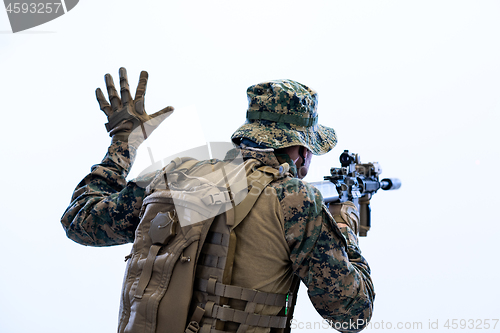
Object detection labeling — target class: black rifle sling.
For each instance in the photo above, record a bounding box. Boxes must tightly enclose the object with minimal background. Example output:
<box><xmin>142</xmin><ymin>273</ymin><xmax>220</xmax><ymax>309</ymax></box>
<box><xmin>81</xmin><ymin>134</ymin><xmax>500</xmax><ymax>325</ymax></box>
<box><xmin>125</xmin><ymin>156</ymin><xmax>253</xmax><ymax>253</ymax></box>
<box><xmin>284</xmin><ymin>275</ymin><xmax>301</xmax><ymax>333</ymax></box>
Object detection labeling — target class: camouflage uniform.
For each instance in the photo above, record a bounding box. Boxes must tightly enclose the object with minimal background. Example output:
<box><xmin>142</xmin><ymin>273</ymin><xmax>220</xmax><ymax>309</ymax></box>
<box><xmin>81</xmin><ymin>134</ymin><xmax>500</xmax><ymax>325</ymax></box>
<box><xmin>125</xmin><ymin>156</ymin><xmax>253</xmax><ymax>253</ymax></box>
<box><xmin>61</xmin><ymin>78</ymin><xmax>374</xmax><ymax>332</ymax></box>
<box><xmin>62</xmin><ymin>146</ymin><xmax>374</xmax><ymax>331</ymax></box>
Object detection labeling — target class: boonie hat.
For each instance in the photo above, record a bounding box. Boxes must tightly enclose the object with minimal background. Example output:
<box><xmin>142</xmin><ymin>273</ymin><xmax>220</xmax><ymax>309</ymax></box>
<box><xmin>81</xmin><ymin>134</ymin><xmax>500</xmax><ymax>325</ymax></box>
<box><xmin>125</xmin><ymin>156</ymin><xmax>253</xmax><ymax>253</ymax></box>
<box><xmin>231</xmin><ymin>79</ymin><xmax>336</xmax><ymax>155</ymax></box>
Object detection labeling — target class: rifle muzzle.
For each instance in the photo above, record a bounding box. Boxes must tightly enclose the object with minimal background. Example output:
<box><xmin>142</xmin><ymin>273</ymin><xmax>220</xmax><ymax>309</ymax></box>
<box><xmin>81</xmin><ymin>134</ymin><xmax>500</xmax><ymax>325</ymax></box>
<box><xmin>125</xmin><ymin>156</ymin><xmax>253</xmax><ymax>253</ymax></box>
<box><xmin>380</xmin><ymin>178</ymin><xmax>401</xmax><ymax>191</ymax></box>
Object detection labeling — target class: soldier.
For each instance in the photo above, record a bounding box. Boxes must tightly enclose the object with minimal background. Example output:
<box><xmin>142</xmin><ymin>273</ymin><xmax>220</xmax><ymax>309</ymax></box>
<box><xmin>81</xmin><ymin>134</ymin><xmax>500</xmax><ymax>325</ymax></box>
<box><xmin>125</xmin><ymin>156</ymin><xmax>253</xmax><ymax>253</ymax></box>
<box><xmin>61</xmin><ymin>68</ymin><xmax>374</xmax><ymax>333</ymax></box>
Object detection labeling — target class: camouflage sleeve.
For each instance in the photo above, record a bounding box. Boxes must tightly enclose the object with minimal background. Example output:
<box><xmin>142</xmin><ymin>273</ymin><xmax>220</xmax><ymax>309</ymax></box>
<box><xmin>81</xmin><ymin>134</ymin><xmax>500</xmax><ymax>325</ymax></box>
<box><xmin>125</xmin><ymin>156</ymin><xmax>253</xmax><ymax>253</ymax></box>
<box><xmin>276</xmin><ymin>178</ymin><xmax>375</xmax><ymax>333</ymax></box>
<box><xmin>61</xmin><ymin>141</ymin><xmax>154</xmax><ymax>246</ymax></box>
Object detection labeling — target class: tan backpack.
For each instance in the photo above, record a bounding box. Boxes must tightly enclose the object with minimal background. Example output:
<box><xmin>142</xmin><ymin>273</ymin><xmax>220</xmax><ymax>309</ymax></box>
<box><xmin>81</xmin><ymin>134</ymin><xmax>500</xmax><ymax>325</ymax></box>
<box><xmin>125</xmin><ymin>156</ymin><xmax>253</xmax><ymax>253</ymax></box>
<box><xmin>117</xmin><ymin>155</ymin><xmax>298</xmax><ymax>333</ymax></box>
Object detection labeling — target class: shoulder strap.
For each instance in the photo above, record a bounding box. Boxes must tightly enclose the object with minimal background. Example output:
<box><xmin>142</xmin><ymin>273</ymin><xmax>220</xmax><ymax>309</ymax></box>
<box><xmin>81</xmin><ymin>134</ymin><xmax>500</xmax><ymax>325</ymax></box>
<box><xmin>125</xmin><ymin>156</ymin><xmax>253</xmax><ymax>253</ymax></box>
<box><xmin>232</xmin><ymin>163</ymin><xmax>290</xmax><ymax>230</ymax></box>
<box><xmin>145</xmin><ymin>157</ymin><xmax>199</xmax><ymax>195</ymax></box>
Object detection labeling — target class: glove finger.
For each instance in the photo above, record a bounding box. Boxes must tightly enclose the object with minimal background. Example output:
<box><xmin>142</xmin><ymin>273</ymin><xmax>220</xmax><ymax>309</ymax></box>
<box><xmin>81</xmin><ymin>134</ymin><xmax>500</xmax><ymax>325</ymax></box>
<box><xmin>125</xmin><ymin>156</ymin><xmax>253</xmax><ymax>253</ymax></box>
<box><xmin>150</xmin><ymin>106</ymin><xmax>174</xmax><ymax>119</ymax></box>
<box><xmin>147</xmin><ymin>106</ymin><xmax>174</xmax><ymax>127</ymax></box>
<box><xmin>134</xmin><ymin>98</ymin><xmax>145</xmax><ymax>115</ymax></box>
<box><xmin>105</xmin><ymin>73</ymin><xmax>122</xmax><ymax>112</ymax></box>
<box><xmin>141</xmin><ymin>107</ymin><xmax>174</xmax><ymax>137</ymax></box>
<box><xmin>96</xmin><ymin>88</ymin><xmax>112</xmax><ymax>116</ymax></box>
<box><xmin>135</xmin><ymin>71</ymin><xmax>148</xmax><ymax>100</ymax></box>
<box><xmin>147</xmin><ymin>109</ymin><xmax>173</xmax><ymax>127</ymax></box>
<box><xmin>119</xmin><ymin>67</ymin><xmax>133</xmax><ymax>106</ymax></box>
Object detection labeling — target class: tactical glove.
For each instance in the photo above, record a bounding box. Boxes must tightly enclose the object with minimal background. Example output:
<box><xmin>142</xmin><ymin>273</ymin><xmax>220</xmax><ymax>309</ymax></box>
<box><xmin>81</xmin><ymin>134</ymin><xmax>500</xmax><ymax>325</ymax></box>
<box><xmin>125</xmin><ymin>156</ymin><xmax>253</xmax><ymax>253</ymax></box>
<box><xmin>329</xmin><ymin>201</ymin><xmax>360</xmax><ymax>236</ymax></box>
<box><xmin>96</xmin><ymin>67</ymin><xmax>174</xmax><ymax>148</ymax></box>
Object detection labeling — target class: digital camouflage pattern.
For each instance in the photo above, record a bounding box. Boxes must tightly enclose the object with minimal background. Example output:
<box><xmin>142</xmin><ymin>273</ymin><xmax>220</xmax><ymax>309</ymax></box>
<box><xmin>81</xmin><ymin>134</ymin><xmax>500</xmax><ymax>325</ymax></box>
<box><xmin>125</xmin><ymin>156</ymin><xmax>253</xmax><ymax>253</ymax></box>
<box><xmin>61</xmin><ymin>142</ymin><xmax>374</xmax><ymax>332</ymax></box>
<box><xmin>231</xmin><ymin>79</ymin><xmax>337</xmax><ymax>155</ymax></box>
<box><xmin>242</xmin><ymin>148</ymin><xmax>374</xmax><ymax>331</ymax></box>
<box><xmin>61</xmin><ymin>141</ymin><xmax>152</xmax><ymax>246</ymax></box>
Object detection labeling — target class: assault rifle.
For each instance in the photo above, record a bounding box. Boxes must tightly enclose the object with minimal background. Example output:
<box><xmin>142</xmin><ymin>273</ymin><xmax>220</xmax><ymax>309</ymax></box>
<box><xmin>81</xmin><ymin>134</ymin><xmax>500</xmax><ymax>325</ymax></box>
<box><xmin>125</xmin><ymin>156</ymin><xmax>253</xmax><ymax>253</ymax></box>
<box><xmin>310</xmin><ymin>150</ymin><xmax>401</xmax><ymax>236</ymax></box>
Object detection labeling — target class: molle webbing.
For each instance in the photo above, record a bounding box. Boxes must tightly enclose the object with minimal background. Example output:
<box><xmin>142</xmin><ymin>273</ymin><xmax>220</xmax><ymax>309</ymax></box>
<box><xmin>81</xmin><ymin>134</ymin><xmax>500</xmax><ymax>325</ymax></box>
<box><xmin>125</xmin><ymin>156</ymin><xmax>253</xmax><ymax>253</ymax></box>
<box><xmin>210</xmin><ymin>305</ymin><xmax>287</xmax><ymax>329</ymax></box>
<box><xmin>198</xmin><ymin>231</ymin><xmax>231</xmax><ymax>270</ymax></box>
<box><xmin>195</xmin><ymin>279</ymin><xmax>287</xmax><ymax>307</ymax></box>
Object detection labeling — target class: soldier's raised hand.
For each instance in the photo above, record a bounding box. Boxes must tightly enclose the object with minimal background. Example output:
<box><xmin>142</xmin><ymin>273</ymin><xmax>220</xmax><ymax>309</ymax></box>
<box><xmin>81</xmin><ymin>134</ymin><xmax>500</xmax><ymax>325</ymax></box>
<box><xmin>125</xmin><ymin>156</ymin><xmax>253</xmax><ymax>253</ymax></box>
<box><xmin>96</xmin><ymin>67</ymin><xmax>174</xmax><ymax>148</ymax></box>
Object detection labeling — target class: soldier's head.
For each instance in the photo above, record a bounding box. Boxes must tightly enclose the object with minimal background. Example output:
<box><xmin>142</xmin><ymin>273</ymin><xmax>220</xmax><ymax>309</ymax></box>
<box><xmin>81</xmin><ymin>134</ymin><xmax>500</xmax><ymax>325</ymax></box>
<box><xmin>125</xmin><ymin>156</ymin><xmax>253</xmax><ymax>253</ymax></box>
<box><xmin>231</xmin><ymin>79</ymin><xmax>337</xmax><ymax>178</ymax></box>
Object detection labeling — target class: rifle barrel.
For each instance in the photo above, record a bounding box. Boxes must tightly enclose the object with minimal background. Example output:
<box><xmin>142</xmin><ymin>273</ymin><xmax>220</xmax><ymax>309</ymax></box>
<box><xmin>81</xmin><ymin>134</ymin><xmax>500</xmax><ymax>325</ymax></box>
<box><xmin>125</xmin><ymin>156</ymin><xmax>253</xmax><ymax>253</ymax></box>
<box><xmin>309</xmin><ymin>181</ymin><xmax>339</xmax><ymax>203</ymax></box>
<box><xmin>310</xmin><ymin>177</ymin><xmax>402</xmax><ymax>203</ymax></box>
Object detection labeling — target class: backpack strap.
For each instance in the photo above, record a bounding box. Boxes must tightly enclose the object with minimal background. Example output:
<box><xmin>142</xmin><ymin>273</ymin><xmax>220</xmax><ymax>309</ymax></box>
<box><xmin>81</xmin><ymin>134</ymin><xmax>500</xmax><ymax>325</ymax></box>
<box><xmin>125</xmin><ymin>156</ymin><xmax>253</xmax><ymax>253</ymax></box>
<box><xmin>194</xmin><ymin>279</ymin><xmax>287</xmax><ymax>307</ymax></box>
<box><xmin>232</xmin><ymin>163</ymin><xmax>290</xmax><ymax>230</ymax></box>
<box><xmin>210</xmin><ymin>305</ymin><xmax>287</xmax><ymax>329</ymax></box>
<box><xmin>133</xmin><ymin>244</ymin><xmax>162</xmax><ymax>299</ymax></box>
<box><xmin>194</xmin><ymin>278</ymin><xmax>288</xmax><ymax>332</ymax></box>
<box><xmin>146</xmin><ymin>157</ymin><xmax>199</xmax><ymax>195</ymax></box>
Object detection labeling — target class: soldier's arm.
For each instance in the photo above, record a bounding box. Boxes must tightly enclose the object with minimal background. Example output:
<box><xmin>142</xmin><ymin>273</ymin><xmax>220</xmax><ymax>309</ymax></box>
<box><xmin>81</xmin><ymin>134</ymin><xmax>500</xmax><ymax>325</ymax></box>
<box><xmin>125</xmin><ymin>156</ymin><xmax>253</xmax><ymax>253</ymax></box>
<box><xmin>61</xmin><ymin>68</ymin><xmax>172</xmax><ymax>246</ymax></box>
<box><xmin>61</xmin><ymin>141</ymin><xmax>154</xmax><ymax>246</ymax></box>
<box><xmin>280</xmin><ymin>179</ymin><xmax>374</xmax><ymax>333</ymax></box>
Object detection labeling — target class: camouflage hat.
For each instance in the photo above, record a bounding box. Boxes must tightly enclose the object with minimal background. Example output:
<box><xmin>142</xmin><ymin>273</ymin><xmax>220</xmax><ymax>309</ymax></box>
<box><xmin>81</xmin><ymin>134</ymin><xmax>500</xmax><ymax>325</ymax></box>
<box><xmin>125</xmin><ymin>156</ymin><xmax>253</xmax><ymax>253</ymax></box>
<box><xmin>231</xmin><ymin>79</ymin><xmax>337</xmax><ymax>155</ymax></box>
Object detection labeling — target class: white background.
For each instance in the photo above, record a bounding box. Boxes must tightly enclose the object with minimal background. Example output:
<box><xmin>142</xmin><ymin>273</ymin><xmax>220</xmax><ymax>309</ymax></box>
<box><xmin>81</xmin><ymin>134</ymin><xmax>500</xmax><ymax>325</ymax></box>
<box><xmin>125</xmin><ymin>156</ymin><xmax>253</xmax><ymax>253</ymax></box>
<box><xmin>1</xmin><ymin>1</ymin><xmax>499</xmax><ymax>332</ymax></box>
